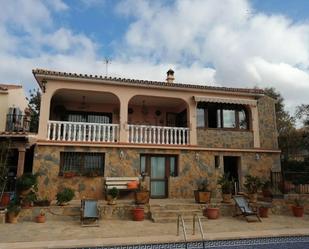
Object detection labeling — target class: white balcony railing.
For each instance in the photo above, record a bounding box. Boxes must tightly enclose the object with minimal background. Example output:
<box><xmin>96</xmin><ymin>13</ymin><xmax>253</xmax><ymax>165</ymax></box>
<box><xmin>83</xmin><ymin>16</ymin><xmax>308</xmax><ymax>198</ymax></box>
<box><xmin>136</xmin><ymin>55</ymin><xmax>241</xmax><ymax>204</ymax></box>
<box><xmin>47</xmin><ymin>120</ymin><xmax>119</xmax><ymax>142</ymax></box>
<box><xmin>128</xmin><ymin>125</ymin><xmax>190</xmax><ymax>145</ymax></box>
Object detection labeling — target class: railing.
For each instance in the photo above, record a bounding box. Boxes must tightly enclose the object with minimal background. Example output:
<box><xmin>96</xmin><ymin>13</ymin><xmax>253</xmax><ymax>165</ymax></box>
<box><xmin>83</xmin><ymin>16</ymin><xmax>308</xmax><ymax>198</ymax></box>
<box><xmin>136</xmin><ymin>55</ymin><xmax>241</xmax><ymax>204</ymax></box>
<box><xmin>128</xmin><ymin>125</ymin><xmax>190</xmax><ymax>145</ymax></box>
<box><xmin>47</xmin><ymin>120</ymin><xmax>119</xmax><ymax>142</ymax></box>
<box><xmin>6</xmin><ymin>114</ymin><xmax>30</xmax><ymax>132</ymax></box>
<box><xmin>271</xmin><ymin>171</ymin><xmax>309</xmax><ymax>195</ymax></box>
<box><xmin>177</xmin><ymin>214</ymin><xmax>187</xmax><ymax>241</ymax></box>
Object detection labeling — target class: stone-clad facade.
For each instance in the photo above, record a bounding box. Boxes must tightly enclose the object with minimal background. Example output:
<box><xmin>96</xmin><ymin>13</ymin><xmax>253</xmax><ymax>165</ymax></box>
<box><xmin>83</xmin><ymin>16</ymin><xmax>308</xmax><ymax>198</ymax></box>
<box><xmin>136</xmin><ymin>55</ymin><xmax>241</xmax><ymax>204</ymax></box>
<box><xmin>258</xmin><ymin>96</ymin><xmax>279</xmax><ymax>149</ymax></box>
<box><xmin>33</xmin><ymin>145</ymin><xmax>280</xmax><ymax>200</ymax></box>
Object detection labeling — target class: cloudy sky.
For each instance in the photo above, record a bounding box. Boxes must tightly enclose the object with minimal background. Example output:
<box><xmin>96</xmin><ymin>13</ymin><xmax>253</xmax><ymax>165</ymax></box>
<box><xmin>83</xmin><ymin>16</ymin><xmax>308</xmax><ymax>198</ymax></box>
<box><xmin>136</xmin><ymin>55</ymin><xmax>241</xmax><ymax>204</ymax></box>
<box><xmin>1</xmin><ymin>0</ymin><xmax>309</xmax><ymax>115</ymax></box>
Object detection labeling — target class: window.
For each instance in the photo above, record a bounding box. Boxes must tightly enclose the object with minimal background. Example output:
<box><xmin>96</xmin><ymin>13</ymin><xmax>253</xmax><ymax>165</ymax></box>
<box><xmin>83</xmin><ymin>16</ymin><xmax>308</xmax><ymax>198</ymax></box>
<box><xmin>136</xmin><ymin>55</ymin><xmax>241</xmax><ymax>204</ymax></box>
<box><xmin>60</xmin><ymin>152</ymin><xmax>104</xmax><ymax>176</ymax></box>
<box><xmin>197</xmin><ymin>108</ymin><xmax>205</xmax><ymax>128</ymax></box>
<box><xmin>196</xmin><ymin>103</ymin><xmax>249</xmax><ymax>130</ymax></box>
<box><xmin>67</xmin><ymin>111</ymin><xmax>112</xmax><ymax>124</ymax></box>
<box><xmin>140</xmin><ymin>154</ymin><xmax>178</xmax><ymax>177</ymax></box>
<box><xmin>214</xmin><ymin>155</ymin><xmax>220</xmax><ymax>168</ymax></box>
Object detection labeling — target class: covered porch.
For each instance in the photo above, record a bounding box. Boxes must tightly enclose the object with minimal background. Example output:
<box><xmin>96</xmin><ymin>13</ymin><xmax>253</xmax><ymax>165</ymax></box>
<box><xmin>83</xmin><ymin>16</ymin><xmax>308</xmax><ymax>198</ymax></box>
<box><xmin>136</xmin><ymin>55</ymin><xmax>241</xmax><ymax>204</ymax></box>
<box><xmin>46</xmin><ymin>90</ymin><xmax>190</xmax><ymax>145</ymax></box>
<box><xmin>47</xmin><ymin>89</ymin><xmax>120</xmax><ymax>143</ymax></box>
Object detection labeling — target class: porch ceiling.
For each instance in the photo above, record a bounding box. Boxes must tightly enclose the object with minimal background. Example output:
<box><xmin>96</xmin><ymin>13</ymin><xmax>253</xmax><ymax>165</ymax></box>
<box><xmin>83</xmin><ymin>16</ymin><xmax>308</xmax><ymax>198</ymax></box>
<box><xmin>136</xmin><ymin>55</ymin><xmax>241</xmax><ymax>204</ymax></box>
<box><xmin>129</xmin><ymin>96</ymin><xmax>185</xmax><ymax>108</ymax></box>
<box><xmin>52</xmin><ymin>89</ymin><xmax>119</xmax><ymax>104</ymax></box>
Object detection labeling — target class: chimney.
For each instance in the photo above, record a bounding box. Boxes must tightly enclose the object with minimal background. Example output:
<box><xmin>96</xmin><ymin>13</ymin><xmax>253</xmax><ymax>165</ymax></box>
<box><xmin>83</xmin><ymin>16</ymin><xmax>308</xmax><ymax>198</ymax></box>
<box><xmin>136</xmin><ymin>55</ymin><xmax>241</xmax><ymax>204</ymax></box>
<box><xmin>166</xmin><ymin>69</ymin><xmax>175</xmax><ymax>83</ymax></box>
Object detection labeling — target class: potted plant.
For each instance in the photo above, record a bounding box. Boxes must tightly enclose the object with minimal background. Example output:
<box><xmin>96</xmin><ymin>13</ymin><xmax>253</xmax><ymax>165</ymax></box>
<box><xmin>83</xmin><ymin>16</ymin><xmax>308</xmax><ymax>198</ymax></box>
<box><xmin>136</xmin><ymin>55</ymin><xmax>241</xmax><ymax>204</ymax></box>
<box><xmin>258</xmin><ymin>202</ymin><xmax>272</xmax><ymax>218</ymax></box>
<box><xmin>262</xmin><ymin>180</ymin><xmax>272</xmax><ymax>199</ymax></box>
<box><xmin>204</xmin><ymin>203</ymin><xmax>220</xmax><ymax>219</ymax></box>
<box><xmin>217</xmin><ymin>174</ymin><xmax>233</xmax><ymax>203</ymax></box>
<box><xmin>0</xmin><ymin>192</ymin><xmax>10</xmax><ymax>207</ymax></box>
<box><xmin>132</xmin><ymin>205</ymin><xmax>144</xmax><ymax>221</ymax></box>
<box><xmin>6</xmin><ymin>198</ymin><xmax>21</xmax><ymax>223</ymax></box>
<box><xmin>63</xmin><ymin>171</ymin><xmax>76</xmax><ymax>178</ymax></box>
<box><xmin>107</xmin><ymin>187</ymin><xmax>119</xmax><ymax>205</ymax></box>
<box><xmin>194</xmin><ymin>178</ymin><xmax>211</xmax><ymax>203</ymax></box>
<box><xmin>292</xmin><ymin>198</ymin><xmax>305</xmax><ymax>217</ymax></box>
<box><xmin>16</xmin><ymin>173</ymin><xmax>38</xmax><ymax>196</ymax></box>
<box><xmin>35</xmin><ymin>210</ymin><xmax>46</xmax><ymax>223</ymax></box>
<box><xmin>56</xmin><ymin>188</ymin><xmax>75</xmax><ymax>206</ymax></box>
<box><xmin>34</xmin><ymin>198</ymin><xmax>51</xmax><ymax>207</ymax></box>
<box><xmin>21</xmin><ymin>191</ymin><xmax>37</xmax><ymax>208</ymax></box>
<box><xmin>135</xmin><ymin>173</ymin><xmax>150</xmax><ymax>204</ymax></box>
<box><xmin>244</xmin><ymin>175</ymin><xmax>263</xmax><ymax>203</ymax></box>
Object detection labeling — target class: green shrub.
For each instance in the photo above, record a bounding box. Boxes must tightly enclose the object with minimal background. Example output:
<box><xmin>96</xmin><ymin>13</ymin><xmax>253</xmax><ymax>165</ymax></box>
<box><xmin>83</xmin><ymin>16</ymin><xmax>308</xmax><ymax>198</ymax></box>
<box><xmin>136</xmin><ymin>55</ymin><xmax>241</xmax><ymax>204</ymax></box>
<box><xmin>217</xmin><ymin>174</ymin><xmax>233</xmax><ymax>194</ymax></box>
<box><xmin>108</xmin><ymin>187</ymin><xmax>119</xmax><ymax>199</ymax></box>
<box><xmin>16</xmin><ymin>173</ymin><xmax>38</xmax><ymax>191</ymax></box>
<box><xmin>7</xmin><ymin>198</ymin><xmax>21</xmax><ymax>215</ymax></box>
<box><xmin>244</xmin><ymin>175</ymin><xmax>263</xmax><ymax>194</ymax></box>
<box><xmin>56</xmin><ymin>188</ymin><xmax>75</xmax><ymax>205</ymax></box>
<box><xmin>196</xmin><ymin>178</ymin><xmax>210</xmax><ymax>192</ymax></box>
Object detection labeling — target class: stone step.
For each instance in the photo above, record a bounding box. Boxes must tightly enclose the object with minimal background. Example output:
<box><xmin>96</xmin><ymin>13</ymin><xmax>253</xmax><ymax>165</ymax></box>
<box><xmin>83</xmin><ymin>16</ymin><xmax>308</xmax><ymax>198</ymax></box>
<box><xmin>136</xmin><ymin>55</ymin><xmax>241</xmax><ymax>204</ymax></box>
<box><xmin>150</xmin><ymin>204</ymin><xmax>204</xmax><ymax>211</ymax></box>
<box><xmin>152</xmin><ymin>215</ymin><xmax>207</xmax><ymax>223</ymax></box>
<box><xmin>151</xmin><ymin>209</ymin><xmax>203</xmax><ymax>218</ymax></box>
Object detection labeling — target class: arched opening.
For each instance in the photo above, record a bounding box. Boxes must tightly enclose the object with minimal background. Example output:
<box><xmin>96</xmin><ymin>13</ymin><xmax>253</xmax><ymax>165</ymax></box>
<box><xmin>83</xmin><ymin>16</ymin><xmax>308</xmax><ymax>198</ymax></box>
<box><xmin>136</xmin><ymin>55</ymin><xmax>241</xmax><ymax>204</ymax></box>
<box><xmin>127</xmin><ymin>95</ymin><xmax>189</xmax><ymax>145</ymax></box>
<box><xmin>48</xmin><ymin>89</ymin><xmax>120</xmax><ymax>142</ymax></box>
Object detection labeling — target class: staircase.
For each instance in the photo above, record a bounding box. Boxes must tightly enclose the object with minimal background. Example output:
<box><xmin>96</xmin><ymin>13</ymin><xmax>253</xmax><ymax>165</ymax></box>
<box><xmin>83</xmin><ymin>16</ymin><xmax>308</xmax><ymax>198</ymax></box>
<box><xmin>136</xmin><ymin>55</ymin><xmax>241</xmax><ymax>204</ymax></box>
<box><xmin>150</xmin><ymin>201</ymin><xmax>206</xmax><ymax>223</ymax></box>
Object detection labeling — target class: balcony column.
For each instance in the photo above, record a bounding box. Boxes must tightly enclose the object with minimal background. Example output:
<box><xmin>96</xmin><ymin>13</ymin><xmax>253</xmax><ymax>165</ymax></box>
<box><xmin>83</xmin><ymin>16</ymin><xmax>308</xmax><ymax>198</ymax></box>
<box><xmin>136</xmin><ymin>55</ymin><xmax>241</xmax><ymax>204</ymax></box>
<box><xmin>38</xmin><ymin>90</ymin><xmax>52</xmax><ymax>140</ymax></box>
<box><xmin>119</xmin><ymin>97</ymin><xmax>129</xmax><ymax>143</ymax></box>
<box><xmin>188</xmin><ymin>100</ymin><xmax>197</xmax><ymax>145</ymax></box>
<box><xmin>16</xmin><ymin>148</ymin><xmax>26</xmax><ymax>178</ymax></box>
<box><xmin>251</xmin><ymin>105</ymin><xmax>260</xmax><ymax>148</ymax></box>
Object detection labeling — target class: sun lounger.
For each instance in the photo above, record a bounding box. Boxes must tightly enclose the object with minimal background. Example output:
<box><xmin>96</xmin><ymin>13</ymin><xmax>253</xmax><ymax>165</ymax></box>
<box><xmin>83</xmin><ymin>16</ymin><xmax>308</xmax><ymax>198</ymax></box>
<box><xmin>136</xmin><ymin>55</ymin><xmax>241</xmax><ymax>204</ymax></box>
<box><xmin>80</xmin><ymin>199</ymin><xmax>100</xmax><ymax>227</ymax></box>
<box><xmin>233</xmin><ymin>195</ymin><xmax>261</xmax><ymax>222</ymax></box>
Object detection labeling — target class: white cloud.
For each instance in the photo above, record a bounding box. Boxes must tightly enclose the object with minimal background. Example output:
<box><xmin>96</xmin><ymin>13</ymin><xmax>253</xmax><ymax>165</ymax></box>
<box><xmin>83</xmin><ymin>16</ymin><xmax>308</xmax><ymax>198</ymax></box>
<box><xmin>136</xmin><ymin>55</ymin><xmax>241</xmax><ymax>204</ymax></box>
<box><xmin>115</xmin><ymin>0</ymin><xmax>309</xmax><ymax>115</ymax></box>
<box><xmin>0</xmin><ymin>0</ymin><xmax>308</xmax><ymax>119</ymax></box>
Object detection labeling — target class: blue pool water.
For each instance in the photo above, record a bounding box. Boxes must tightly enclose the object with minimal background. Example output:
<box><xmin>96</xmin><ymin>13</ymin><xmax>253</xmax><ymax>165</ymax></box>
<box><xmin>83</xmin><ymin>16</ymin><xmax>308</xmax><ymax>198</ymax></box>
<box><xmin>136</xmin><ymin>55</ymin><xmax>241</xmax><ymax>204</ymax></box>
<box><xmin>65</xmin><ymin>236</ymin><xmax>309</xmax><ymax>249</ymax></box>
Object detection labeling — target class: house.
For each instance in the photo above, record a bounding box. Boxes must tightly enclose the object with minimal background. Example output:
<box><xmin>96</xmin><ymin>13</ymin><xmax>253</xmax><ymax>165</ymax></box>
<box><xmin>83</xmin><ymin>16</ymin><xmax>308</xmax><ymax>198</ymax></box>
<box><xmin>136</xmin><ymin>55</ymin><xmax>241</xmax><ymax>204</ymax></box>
<box><xmin>32</xmin><ymin>69</ymin><xmax>281</xmax><ymax>200</ymax></box>
<box><xmin>0</xmin><ymin>84</ymin><xmax>35</xmax><ymax>191</ymax></box>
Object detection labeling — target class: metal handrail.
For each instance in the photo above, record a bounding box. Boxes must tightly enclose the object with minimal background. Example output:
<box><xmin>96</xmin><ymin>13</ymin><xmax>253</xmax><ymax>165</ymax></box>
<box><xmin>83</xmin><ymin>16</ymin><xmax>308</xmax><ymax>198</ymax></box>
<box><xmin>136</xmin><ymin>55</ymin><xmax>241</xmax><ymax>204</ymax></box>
<box><xmin>177</xmin><ymin>214</ymin><xmax>187</xmax><ymax>241</ymax></box>
<box><xmin>193</xmin><ymin>213</ymin><xmax>205</xmax><ymax>240</ymax></box>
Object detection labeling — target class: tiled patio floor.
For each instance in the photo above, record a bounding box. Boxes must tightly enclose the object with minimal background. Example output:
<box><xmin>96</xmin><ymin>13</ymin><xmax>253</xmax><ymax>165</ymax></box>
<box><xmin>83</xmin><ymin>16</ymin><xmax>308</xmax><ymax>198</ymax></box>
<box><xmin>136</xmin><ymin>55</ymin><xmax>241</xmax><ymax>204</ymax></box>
<box><xmin>0</xmin><ymin>215</ymin><xmax>309</xmax><ymax>249</ymax></box>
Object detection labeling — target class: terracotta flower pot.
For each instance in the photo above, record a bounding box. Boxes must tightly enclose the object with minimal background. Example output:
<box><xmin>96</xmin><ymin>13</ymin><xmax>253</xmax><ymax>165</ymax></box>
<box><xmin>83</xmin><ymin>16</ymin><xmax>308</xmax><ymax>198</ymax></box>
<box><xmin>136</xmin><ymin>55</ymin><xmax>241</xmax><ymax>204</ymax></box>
<box><xmin>127</xmin><ymin>181</ymin><xmax>138</xmax><ymax>189</ymax></box>
<box><xmin>0</xmin><ymin>192</ymin><xmax>10</xmax><ymax>207</ymax></box>
<box><xmin>63</xmin><ymin>172</ymin><xmax>76</xmax><ymax>178</ymax></box>
<box><xmin>222</xmin><ymin>193</ymin><xmax>232</xmax><ymax>203</ymax></box>
<box><xmin>7</xmin><ymin>212</ymin><xmax>19</xmax><ymax>224</ymax></box>
<box><xmin>259</xmin><ymin>207</ymin><xmax>269</xmax><ymax>218</ymax></box>
<box><xmin>132</xmin><ymin>207</ymin><xmax>144</xmax><ymax>221</ymax></box>
<box><xmin>204</xmin><ymin>208</ymin><xmax>219</xmax><ymax>219</ymax></box>
<box><xmin>35</xmin><ymin>215</ymin><xmax>46</xmax><ymax>223</ymax></box>
<box><xmin>194</xmin><ymin>191</ymin><xmax>211</xmax><ymax>203</ymax></box>
<box><xmin>292</xmin><ymin>206</ymin><xmax>304</xmax><ymax>217</ymax></box>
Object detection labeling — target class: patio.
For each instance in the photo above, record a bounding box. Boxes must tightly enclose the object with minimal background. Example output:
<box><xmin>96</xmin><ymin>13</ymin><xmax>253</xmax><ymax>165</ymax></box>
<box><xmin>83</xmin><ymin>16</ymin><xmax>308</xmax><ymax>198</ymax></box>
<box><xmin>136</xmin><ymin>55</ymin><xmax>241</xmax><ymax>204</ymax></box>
<box><xmin>0</xmin><ymin>215</ymin><xmax>309</xmax><ymax>249</ymax></box>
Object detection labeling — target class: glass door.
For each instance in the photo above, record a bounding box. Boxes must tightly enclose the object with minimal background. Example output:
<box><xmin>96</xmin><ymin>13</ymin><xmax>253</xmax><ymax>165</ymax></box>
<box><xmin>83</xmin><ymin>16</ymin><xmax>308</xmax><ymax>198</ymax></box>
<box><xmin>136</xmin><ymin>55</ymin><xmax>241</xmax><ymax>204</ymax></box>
<box><xmin>150</xmin><ymin>156</ymin><xmax>167</xmax><ymax>198</ymax></box>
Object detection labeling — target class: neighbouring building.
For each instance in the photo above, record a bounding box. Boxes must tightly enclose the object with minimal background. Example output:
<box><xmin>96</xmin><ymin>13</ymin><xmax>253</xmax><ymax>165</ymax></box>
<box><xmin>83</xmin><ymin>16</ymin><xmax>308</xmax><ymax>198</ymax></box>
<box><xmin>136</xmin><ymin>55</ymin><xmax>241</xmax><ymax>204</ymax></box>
<box><xmin>0</xmin><ymin>84</ymin><xmax>36</xmax><ymax>191</ymax></box>
<box><xmin>32</xmin><ymin>69</ymin><xmax>281</xmax><ymax>200</ymax></box>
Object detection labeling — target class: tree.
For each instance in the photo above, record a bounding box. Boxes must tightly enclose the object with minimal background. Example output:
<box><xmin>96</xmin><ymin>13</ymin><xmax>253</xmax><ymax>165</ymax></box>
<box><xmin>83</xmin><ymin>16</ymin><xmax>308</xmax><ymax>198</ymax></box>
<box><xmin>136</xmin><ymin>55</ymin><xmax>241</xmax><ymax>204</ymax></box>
<box><xmin>264</xmin><ymin>87</ymin><xmax>295</xmax><ymax>136</ymax></box>
<box><xmin>27</xmin><ymin>89</ymin><xmax>41</xmax><ymax>133</ymax></box>
<box><xmin>296</xmin><ymin>104</ymin><xmax>309</xmax><ymax>126</ymax></box>
<box><xmin>296</xmin><ymin>104</ymin><xmax>309</xmax><ymax>150</ymax></box>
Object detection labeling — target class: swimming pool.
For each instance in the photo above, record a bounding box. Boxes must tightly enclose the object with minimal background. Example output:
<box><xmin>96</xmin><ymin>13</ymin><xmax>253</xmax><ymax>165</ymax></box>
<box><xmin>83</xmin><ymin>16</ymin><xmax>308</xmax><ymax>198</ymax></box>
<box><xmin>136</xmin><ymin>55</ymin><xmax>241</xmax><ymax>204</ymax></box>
<box><xmin>66</xmin><ymin>236</ymin><xmax>309</xmax><ymax>249</ymax></box>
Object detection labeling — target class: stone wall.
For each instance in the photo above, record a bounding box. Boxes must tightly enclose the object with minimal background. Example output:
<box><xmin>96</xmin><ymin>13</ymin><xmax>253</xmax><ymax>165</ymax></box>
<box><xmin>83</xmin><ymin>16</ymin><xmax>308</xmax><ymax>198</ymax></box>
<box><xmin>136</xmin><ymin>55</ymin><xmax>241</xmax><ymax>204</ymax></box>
<box><xmin>196</xmin><ymin>95</ymin><xmax>278</xmax><ymax>150</ymax></box>
<box><xmin>33</xmin><ymin>145</ymin><xmax>281</xmax><ymax>200</ymax></box>
<box><xmin>197</xmin><ymin>129</ymin><xmax>254</xmax><ymax>148</ymax></box>
<box><xmin>258</xmin><ymin>96</ymin><xmax>278</xmax><ymax>149</ymax></box>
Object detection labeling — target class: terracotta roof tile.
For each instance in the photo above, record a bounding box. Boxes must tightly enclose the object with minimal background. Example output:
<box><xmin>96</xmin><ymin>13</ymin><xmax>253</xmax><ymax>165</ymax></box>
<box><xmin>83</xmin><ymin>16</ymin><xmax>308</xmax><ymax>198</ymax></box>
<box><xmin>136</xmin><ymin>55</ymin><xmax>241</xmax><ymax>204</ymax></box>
<box><xmin>32</xmin><ymin>69</ymin><xmax>265</xmax><ymax>95</ymax></box>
